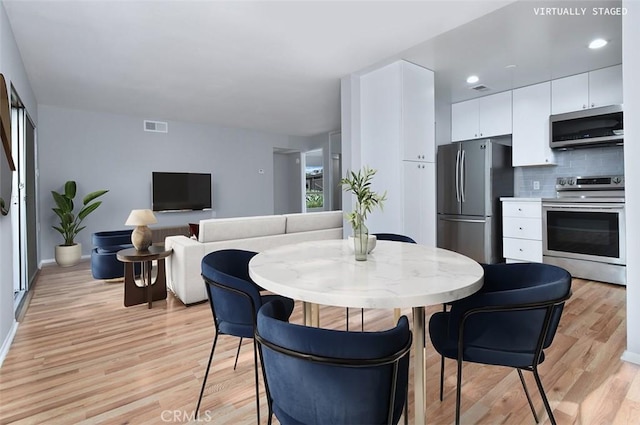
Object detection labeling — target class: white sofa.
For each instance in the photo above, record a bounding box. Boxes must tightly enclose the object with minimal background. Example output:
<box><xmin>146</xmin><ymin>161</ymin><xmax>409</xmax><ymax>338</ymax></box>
<box><xmin>165</xmin><ymin>211</ymin><xmax>343</xmax><ymax>305</ymax></box>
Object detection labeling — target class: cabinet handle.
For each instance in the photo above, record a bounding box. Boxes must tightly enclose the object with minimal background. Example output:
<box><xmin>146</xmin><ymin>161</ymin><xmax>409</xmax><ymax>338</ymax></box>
<box><xmin>519</xmin><ymin>248</ymin><xmax>523</xmax><ymax>252</ymax></box>
<box><xmin>583</xmin><ymin>104</ymin><xmax>587</xmax><ymax>109</ymax></box>
<box><xmin>519</xmin><ymin>227</ymin><xmax>523</xmax><ymax>230</ymax></box>
<box><xmin>417</xmin><ymin>155</ymin><xmax>420</xmax><ymax>159</ymax></box>
<box><xmin>591</xmin><ymin>103</ymin><xmax>595</xmax><ymax>108</ymax></box>
<box><xmin>518</xmin><ymin>208</ymin><xmax>522</xmax><ymax>211</ymax></box>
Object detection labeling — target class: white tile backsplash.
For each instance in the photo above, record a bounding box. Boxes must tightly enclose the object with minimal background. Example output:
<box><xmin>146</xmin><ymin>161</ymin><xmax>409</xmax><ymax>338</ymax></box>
<box><xmin>515</xmin><ymin>146</ymin><xmax>624</xmax><ymax>198</ymax></box>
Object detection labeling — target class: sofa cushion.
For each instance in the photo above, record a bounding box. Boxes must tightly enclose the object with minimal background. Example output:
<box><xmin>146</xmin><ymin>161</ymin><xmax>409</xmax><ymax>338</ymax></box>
<box><xmin>284</xmin><ymin>211</ymin><xmax>343</xmax><ymax>234</ymax></box>
<box><xmin>198</xmin><ymin>215</ymin><xmax>286</xmax><ymax>243</ymax></box>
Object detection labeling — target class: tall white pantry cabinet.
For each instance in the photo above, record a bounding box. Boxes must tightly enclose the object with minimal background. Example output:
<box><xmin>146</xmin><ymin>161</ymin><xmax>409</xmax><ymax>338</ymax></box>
<box><xmin>357</xmin><ymin>60</ymin><xmax>436</xmax><ymax>245</ymax></box>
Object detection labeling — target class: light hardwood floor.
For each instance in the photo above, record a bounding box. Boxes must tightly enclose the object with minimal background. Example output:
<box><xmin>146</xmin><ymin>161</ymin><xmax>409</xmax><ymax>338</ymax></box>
<box><xmin>1</xmin><ymin>260</ymin><xmax>639</xmax><ymax>424</ymax></box>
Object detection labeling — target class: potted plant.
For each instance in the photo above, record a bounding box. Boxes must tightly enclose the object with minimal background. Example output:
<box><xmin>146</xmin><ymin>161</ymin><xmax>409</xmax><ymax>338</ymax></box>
<box><xmin>52</xmin><ymin>180</ymin><xmax>108</xmax><ymax>267</ymax></box>
<box><xmin>340</xmin><ymin>166</ymin><xmax>386</xmax><ymax>261</ymax></box>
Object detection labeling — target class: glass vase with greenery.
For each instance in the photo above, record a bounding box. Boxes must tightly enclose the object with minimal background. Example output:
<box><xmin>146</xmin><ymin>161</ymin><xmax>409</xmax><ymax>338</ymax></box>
<box><xmin>340</xmin><ymin>166</ymin><xmax>386</xmax><ymax>260</ymax></box>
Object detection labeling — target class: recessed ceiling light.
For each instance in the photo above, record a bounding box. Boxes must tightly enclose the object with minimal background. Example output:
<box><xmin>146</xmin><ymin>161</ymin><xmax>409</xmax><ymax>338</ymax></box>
<box><xmin>466</xmin><ymin>75</ymin><xmax>479</xmax><ymax>84</ymax></box>
<box><xmin>589</xmin><ymin>38</ymin><xmax>608</xmax><ymax>49</ymax></box>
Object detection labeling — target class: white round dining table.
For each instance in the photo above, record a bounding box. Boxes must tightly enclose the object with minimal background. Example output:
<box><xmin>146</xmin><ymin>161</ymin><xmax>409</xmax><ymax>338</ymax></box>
<box><xmin>249</xmin><ymin>239</ymin><xmax>484</xmax><ymax>425</ymax></box>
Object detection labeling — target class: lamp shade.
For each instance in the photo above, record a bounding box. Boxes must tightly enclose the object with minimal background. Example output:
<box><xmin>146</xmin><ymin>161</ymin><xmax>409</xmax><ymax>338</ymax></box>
<box><xmin>125</xmin><ymin>209</ymin><xmax>157</xmax><ymax>226</ymax></box>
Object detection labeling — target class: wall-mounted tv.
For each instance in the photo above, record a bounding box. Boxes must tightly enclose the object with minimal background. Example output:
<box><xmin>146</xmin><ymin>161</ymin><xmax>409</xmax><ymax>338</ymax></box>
<box><xmin>152</xmin><ymin>172</ymin><xmax>212</xmax><ymax>212</ymax></box>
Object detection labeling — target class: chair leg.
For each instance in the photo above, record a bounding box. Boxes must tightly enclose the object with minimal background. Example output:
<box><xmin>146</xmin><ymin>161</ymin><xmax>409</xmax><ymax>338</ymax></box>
<box><xmin>233</xmin><ymin>337</ymin><xmax>243</xmax><ymax>370</ymax></box>
<box><xmin>345</xmin><ymin>307</ymin><xmax>349</xmax><ymax>331</ymax></box>
<box><xmin>253</xmin><ymin>339</ymin><xmax>261</xmax><ymax>425</ymax></box>
<box><xmin>439</xmin><ymin>303</ymin><xmax>447</xmax><ymax>402</ymax></box>
<box><xmin>404</xmin><ymin>386</ymin><xmax>409</xmax><ymax>425</ymax></box>
<box><xmin>455</xmin><ymin>357</ymin><xmax>463</xmax><ymax>425</ymax></box>
<box><xmin>195</xmin><ymin>332</ymin><xmax>218</xmax><ymax>418</ymax></box>
<box><xmin>439</xmin><ymin>355</ymin><xmax>445</xmax><ymax>401</ymax></box>
<box><xmin>517</xmin><ymin>368</ymin><xmax>540</xmax><ymax>423</ymax></box>
<box><xmin>532</xmin><ymin>366</ymin><xmax>556</xmax><ymax>425</ymax></box>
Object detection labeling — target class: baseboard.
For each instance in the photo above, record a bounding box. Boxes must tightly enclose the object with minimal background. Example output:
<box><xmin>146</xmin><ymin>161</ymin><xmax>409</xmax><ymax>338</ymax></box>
<box><xmin>621</xmin><ymin>350</ymin><xmax>640</xmax><ymax>366</ymax></box>
<box><xmin>0</xmin><ymin>320</ymin><xmax>19</xmax><ymax>368</ymax></box>
<box><xmin>41</xmin><ymin>254</ymin><xmax>91</xmax><ymax>267</ymax></box>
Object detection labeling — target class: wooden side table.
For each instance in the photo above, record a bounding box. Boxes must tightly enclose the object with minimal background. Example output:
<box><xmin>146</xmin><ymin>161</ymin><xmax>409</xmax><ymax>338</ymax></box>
<box><xmin>116</xmin><ymin>245</ymin><xmax>172</xmax><ymax>308</ymax></box>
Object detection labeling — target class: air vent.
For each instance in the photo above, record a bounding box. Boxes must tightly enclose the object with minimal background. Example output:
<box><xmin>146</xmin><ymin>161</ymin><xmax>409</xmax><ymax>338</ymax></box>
<box><xmin>144</xmin><ymin>120</ymin><xmax>168</xmax><ymax>133</ymax></box>
<box><xmin>470</xmin><ymin>84</ymin><xmax>490</xmax><ymax>92</ymax></box>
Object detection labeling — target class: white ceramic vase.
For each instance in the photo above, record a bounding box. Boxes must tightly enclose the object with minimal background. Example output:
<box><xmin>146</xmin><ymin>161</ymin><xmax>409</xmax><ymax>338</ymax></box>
<box><xmin>54</xmin><ymin>243</ymin><xmax>82</xmax><ymax>267</ymax></box>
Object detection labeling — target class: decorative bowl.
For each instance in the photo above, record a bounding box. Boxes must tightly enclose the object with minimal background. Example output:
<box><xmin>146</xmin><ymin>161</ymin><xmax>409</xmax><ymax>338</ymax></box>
<box><xmin>347</xmin><ymin>235</ymin><xmax>377</xmax><ymax>253</ymax></box>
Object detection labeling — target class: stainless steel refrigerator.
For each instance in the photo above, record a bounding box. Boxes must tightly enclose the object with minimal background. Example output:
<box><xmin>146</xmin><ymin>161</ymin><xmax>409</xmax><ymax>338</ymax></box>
<box><xmin>437</xmin><ymin>138</ymin><xmax>513</xmax><ymax>264</ymax></box>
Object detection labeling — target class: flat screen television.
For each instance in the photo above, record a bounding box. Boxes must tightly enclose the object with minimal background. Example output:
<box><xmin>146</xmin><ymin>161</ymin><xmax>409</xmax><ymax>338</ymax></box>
<box><xmin>152</xmin><ymin>172</ymin><xmax>212</xmax><ymax>212</ymax></box>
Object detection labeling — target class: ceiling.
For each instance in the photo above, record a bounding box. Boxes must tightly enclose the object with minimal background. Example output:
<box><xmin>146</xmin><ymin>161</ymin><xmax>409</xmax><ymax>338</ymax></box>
<box><xmin>2</xmin><ymin>0</ymin><xmax>622</xmax><ymax>137</ymax></box>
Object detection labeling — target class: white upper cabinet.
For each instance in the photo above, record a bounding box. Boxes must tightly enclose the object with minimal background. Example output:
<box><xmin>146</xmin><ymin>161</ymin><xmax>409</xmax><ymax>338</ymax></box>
<box><xmin>451</xmin><ymin>99</ymin><xmax>479</xmax><ymax>141</ymax></box>
<box><xmin>479</xmin><ymin>91</ymin><xmax>512</xmax><ymax>138</ymax></box>
<box><xmin>401</xmin><ymin>62</ymin><xmax>435</xmax><ymax>162</ymax></box>
<box><xmin>589</xmin><ymin>64</ymin><xmax>623</xmax><ymax>108</ymax></box>
<box><xmin>551</xmin><ymin>65</ymin><xmax>623</xmax><ymax>114</ymax></box>
<box><xmin>451</xmin><ymin>91</ymin><xmax>512</xmax><ymax>141</ymax></box>
<box><xmin>551</xmin><ymin>73</ymin><xmax>589</xmax><ymax>114</ymax></box>
<box><xmin>512</xmin><ymin>81</ymin><xmax>556</xmax><ymax>167</ymax></box>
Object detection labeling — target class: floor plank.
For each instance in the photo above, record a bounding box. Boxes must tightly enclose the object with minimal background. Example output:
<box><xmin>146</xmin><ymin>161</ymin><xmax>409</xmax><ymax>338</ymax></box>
<box><xmin>0</xmin><ymin>263</ymin><xmax>637</xmax><ymax>424</ymax></box>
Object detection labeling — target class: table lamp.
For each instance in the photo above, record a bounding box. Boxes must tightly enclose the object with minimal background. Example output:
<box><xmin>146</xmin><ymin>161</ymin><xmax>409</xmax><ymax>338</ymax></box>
<box><xmin>125</xmin><ymin>209</ymin><xmax>157</xmax><ymax>251</ymax></box>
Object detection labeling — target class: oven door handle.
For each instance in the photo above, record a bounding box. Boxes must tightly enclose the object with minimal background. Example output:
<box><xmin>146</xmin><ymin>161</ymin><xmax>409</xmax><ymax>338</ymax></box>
<box><xmin>543</xmin><ymin>203</ymin><xmax>624</xmax><ymax>210</ymax></box>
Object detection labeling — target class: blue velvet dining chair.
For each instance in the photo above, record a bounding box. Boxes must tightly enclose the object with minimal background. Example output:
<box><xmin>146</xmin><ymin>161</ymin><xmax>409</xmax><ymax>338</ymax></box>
<box><xmin>346</xmin><ymin>233</ymin><xmax>417</xmax><ymax>331</ymax></box>
<box><xmin>373</xmin><ymin>233</ymin><xmax>417</xmax><ymax>244</ymax></box>
<box><xmin>429</xmin><ymin>262</ymin><xmax>572</xmax><ymax>425</ymax></box>
<box><xmin>196</xmin><ymin>249</ymin><xmax>295</xmax><ymax>423</ymax></box>
<box><xmin>256</xmin><ymin>299</ymin><xmax>412</xmax><ymax>425</ymax></box>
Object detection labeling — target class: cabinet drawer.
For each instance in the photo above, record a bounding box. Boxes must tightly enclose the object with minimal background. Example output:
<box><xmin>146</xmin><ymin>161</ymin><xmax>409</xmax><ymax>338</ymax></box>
<box><xmin>503</xmin><ymin>238</ymin><xmax>543</xmax><ymax>262</ymax></box>
<box><xmin>502</xmin><ymin>202</ymin><xmax>541</xmax><ymax>218</ymax></box>
<box><xmin>502</xmin><ymin>217</ymin><xmax>542</xmax><ymax>240</ymax></box>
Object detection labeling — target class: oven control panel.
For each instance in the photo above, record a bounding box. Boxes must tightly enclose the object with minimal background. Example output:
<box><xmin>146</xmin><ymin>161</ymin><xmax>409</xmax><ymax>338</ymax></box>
<box><xmin>556</xmin><ymin>175</ymin><xmax>624</xmax><ymax>191</ymax></box>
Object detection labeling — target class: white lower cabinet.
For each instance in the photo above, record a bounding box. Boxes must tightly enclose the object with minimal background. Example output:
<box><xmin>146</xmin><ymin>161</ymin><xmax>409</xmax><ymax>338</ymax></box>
<box><xmin>502</xmin><ymin>198</ymin><xmax>542</xmax><ymax>262</ymax></box>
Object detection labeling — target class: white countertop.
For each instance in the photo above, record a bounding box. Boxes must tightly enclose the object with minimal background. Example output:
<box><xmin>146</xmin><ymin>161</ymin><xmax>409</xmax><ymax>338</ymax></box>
<box><xmin>249</xmin><ymin>239</ymin><xmax>484</xmax><ymax>309</ymax></box>
<box><xmin>500</xmin><ymin>197</ymin><xmax>542</xmax><ymax>202</ymax></box>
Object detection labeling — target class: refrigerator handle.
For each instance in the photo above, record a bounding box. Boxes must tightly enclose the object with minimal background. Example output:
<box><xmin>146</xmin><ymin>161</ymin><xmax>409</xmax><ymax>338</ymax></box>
<box><xmin>455</xmin><ymin>149</ymin><xmax>461</xmax><ymax>202</ymax></box>
<box><xmin>460</xmin><ymin>149</ymin><xmax>466</xmax><ymax>202</ymax></box>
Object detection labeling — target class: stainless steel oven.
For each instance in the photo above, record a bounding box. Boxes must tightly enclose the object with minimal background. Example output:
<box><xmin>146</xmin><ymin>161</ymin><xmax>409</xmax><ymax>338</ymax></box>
<box><xmin>542</xmin><ymin>175</ymin><xmax>626</xmax><ymax>285</ymax></box>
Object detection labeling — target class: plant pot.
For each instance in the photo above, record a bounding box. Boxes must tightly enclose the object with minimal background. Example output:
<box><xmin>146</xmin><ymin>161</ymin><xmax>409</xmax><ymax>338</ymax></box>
<box><xmin>55</xmin><ymin>243</ymin><xmax>82</xmax><ymax>267</ymax></box>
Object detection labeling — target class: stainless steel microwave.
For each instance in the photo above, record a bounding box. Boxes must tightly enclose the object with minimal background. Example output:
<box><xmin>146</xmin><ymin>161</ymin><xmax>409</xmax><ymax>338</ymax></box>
<box><xmin>550</xmin><ymin>104</ymin><xmax>623</xmax><ymax>149</ymax></box>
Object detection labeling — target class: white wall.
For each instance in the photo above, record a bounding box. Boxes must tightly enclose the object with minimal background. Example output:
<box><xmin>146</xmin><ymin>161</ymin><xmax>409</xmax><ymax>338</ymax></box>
<box><xmin>37</xmin><ymin>105</ymin><xmax>321</xmax><ymax>262</ymax></box>
<box><xmin>0</xmin><ymin>2</ymin><xmax>37</xmax><ymax>365</ymax></box>
<box><xmin>622</xmin><ymin>0</ymin><xmax>640</xmax><ymax>365</ymax></box>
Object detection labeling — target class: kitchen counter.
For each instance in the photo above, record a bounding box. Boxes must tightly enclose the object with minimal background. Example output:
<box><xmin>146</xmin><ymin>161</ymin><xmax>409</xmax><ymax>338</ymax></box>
<box><xmin>500</xmin><ymin>197</ymin><xmax>542</xmax><ymax>202</ymax></box>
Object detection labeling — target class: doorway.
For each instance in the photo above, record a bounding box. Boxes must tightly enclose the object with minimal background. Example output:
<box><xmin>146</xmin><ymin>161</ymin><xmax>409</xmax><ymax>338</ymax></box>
<box><xmin>303</xmin><ymin>149</ymin><xmax>323</xmax><ymax>212</ymax></box>
<box><xmin>11</xmin><ymin>89</ymin><xmax>37</xmax><ymax>317</ymax></box>
<box><xmin>273</xmin><ymin>148</ymin><xmax>302</xmax><ymax>214</ymax></box>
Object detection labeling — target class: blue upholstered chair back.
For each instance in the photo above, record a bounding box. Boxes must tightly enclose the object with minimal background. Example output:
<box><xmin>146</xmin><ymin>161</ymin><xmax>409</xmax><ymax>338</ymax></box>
<box><xmin>373</xmin><ymin>233</ymin><xmax>417</xmax><ymax>244</ymax></box>
<box><xmin>437</xmin><ymin>262</ymin><xmax>571</xmax><ymax>367</ymax></box>
<box><xmin>201</xmin><ymin>249</ymin><xmax>262</xmax><ymax>339</ymax></box>
<box><xmin>256</xmin><ymin>300</ymin><xmax>412</xmax><ymax>425</ymax></box>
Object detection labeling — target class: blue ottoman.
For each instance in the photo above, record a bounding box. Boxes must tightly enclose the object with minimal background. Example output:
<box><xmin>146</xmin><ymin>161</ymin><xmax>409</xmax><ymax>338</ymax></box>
<box><xmin>91</xmin><ymin>230</ymin><xmax>140</xmax><ymax>280</ymax></box>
